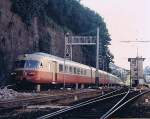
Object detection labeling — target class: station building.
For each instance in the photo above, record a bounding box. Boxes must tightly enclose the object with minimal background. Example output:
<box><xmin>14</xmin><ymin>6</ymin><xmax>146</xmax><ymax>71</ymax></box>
<box><xmin>128</xmin><ymin>57</ymin><xmax>145</xmax><ymax>87</ymax></box>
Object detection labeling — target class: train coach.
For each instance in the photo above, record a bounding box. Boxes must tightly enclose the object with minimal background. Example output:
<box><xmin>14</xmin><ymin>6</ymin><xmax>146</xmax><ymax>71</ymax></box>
<box><xmin>12</xmin><ymin>52</ymin><xmax>123</xmax><ymax>90</ymax></box>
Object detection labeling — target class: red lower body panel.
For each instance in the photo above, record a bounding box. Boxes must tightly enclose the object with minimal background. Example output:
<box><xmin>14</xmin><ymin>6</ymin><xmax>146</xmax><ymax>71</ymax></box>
<box><xmin>14</xmin><ymin>70</ymin><xmax>112</xmax><ymax>85</ymax></box>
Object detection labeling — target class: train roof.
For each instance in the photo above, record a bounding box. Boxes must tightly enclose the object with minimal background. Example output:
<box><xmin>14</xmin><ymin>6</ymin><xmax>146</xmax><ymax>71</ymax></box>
<box><xmin>34</xmin><ymin>53</ymin><xmax>120</xmax><ymax>77</ymax></box>
<box><xmin>33</xmin><ymin>52</ymin><xmax>91</xmax><ymax>69</ymax></box>
<box><xmin>34</xmin><ymin>52</ymin><xmax>63</xmax><ymax>61</ymax></box>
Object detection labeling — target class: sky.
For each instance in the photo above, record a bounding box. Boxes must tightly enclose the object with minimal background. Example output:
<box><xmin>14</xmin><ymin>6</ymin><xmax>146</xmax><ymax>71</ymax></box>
<box><xmin>81</xmin><ymin>0</ymin><xmax>150</xmax><ymax>69</ymax></box>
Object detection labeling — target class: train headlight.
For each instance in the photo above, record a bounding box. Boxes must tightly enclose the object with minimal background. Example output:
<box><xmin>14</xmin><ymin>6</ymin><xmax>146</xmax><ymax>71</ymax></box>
<box><xmin>27</xmin><ymin>72</ymin><xmax>36</xmax><ymax>76</ymax></box>
<box><xmin>11</xmin><ymin>72</ymin><xmax>16</xmax><ymax>75</ymax></box>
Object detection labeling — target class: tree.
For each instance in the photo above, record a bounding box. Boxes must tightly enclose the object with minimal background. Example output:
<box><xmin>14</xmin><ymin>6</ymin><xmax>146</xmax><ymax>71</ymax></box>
<box><xmin>11</xmin><ymin>0</ymin><xmax>113</xmax><ymax>71</ymax></box>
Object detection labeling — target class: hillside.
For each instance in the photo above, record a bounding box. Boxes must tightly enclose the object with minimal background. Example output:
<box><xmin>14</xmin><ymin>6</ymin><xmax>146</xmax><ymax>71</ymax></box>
<box><xmin>0</xmin><ymin>0</ymin><xmax>112</xmax><ymax>85</ymax></box>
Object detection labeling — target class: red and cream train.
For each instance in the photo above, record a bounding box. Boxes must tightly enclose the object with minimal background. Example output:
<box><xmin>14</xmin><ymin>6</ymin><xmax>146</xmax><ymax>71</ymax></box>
<box><xmin>12</xmin><ymin>52</ymin><xmax>123</xmax><ymax>88</ymax></box>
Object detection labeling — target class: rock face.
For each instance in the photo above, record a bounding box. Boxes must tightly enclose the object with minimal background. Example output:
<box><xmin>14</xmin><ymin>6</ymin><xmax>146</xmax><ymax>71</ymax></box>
<box><xmin>0</xmin><ymin>0</ymin><xmax>83</xmax><ymax>84</ymax></box>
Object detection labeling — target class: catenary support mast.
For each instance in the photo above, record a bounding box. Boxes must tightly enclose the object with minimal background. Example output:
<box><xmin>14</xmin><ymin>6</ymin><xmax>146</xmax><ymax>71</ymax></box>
<box><xmin>64</xmin><ymin>27</ymin><xmax>100</xmax><ymax>88</ymax></box>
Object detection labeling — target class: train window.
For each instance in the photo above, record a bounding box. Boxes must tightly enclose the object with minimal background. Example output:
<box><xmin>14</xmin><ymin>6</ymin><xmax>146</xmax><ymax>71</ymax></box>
<box><xmin>74</xmin><ymin>67</ymin><xmax>76</xmax><ymax>74</ymax></box>
<box><xmin>59</xmin><ymin>64</ymin><xmax>63</xmax><ymax>72</ymax></box>
<box><xmin>25</xmin><ymin>60</ymin><xmax>40</xmax><ymax>68</ymax></box>
<box><xmin>81</xmin><ymin>69</ymin><xmax>83</xmax><ymax>75</ymax></box>
<box><xmin>15</xmin><ymin>60</ymin><xmax>40</xmax><ymax>68</ymax></box>
<box><xmin>69</xmin><ymin>66</ymin><xmax>72</xmax><ymax>73</ymax></box>
<box><xmin>65</xmin><ymin>66</ymin><xmax>68</xmax><ymax>72</ymax></box>
<box><xmin>77</xmin><ymin>68</ymin><xmax>80</xmax><ymax>74</ymax></box>
<box><xmin>84</xmin><ymin>70</ymin><xmax>87</xmax><ymax>75</ymax></box>
<box><xmin>15</xmin><ymin>60</ymin><xmax>25</xmax><ymax>68</ymax></box>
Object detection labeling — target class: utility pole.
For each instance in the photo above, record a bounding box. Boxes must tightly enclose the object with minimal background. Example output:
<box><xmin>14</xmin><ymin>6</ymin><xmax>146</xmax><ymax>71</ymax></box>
<box><xmin>63</xmin><ymin>32</ymin><xmax>69</xmax><ymax>89</ymax></box>
<box><xmin>137</xmin><ymin>50</ymin><xmax>139</xmax><ymax>85</ymax></box>
<box><xmin>130</xmin><ymin>60</ymin><xmax>132</xmax><ymax>88</ymax></box>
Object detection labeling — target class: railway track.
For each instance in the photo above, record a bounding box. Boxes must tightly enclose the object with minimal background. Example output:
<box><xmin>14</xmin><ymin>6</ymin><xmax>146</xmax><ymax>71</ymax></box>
<box><xmin>37</xmin><ymin>88</ymin><xmax>128</xmax><ymax>119</ymax></box>
<box><xmin>100</xmin><ymin>89</ymin><xmax>150</xmax><ymax>119</ymax></box>
<box><xmin>37</xmin><ymin>88</ymin><xmax>150</xmax><ymax>119</ymax></box>
<box><xmin>1</xmin><ymin>87</ymin><xmax>147</xmax><ymax>119</ymax></box>
<box><xmin>0</xmin><ymin>89</ymin><xmax>102</xmax><ymax>110</ymax></box>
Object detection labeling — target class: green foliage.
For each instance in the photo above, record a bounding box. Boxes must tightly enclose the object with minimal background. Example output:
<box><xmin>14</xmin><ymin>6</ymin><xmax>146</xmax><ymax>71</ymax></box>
<box><xmin>0</xmin><ymin>51</ymin><xmax>7</xmax><ymax>83</ymax></box>
<box><xmin>11</xmin><ymin>0</ymin><xmax>113</xmax><ymax>71</ymax></box>
<box><xmin>11</xmin><ymin>0</ymin><xmax>47</xmax><ymax>25</ymax></box>
<box><xmin>39</xmin><ymin>32</ymin><xmax>51</xmax><ymax>53</ymax></box>
<box><xmin>0</xmin><ymin>9</ymin><xmax>2</xmax><ymax>17</ymax></box>
<box><xmin>144</xmin><ymin>66</ymin><xmax>150</xmax><ymax>75</ymax></box>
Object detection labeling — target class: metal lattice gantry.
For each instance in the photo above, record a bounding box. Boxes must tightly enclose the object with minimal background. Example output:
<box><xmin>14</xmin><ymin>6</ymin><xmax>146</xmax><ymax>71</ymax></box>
<box><xmin>64</xmin><ymin>35</ymin><xmax>97</xmax><ymax>60</ymax></box>
<box><xmin>64</xmin><ymin>27</ymin><xmax>100</xmax><ymax>86</ymax></box>
<box><xmin>64</xmin><ymin>28</ymin><xmax>100</xmax><ymax>63</ymax></box>
<box><xmin>68</xmin><ymin>36</ymin><xmax>97</xmax><ymax>45</ymax></box>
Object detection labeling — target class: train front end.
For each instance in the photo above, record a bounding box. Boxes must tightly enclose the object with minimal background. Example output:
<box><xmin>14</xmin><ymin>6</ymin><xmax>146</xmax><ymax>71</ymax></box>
<box><xmin>12</xmin><ymin>54</ymin><xmax>42</xmax><ymax>84</ymax></box>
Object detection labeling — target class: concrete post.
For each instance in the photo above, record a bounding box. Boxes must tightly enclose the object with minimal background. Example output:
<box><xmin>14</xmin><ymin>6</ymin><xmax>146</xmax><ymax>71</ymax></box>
<box><xmin>95</xmin><ymin>27</ymin><xmax>100</xmax><ymax>87</ymax></box>
<box><xmin>74</xmin><ymin>95</ymin><xmax>78</xmax><ymax>101</ymax></box>
<box><xmin>36</xmin><ymin>84</ymin><xmax>41</xmax><ymax>92</ymax></box>
<box><xmin>75</xmin><ymin>83</ymin><xmax>79</xmax><ymax>90</ymax></box>
<box><xmin>81</xmin><ymin>84</ymin><xmax>84</xmax><ymax>89</ymax></box>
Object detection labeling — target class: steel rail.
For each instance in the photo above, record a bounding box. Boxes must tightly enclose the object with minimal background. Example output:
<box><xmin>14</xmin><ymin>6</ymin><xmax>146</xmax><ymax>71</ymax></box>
<box><xmin>100</xmin><ymin>89</ymin><xmax>150</xmax><ymax>119</ymax></box>
<box><xmin>100</xmin><ymin>89</ymin><xmax>130</xmax><ymax>119</ymax></box>
<box><xmin>37</xmin><ymin>90</ymin><xmax>127</xmax><ymax>119</ymax></box>
<box><xmin>0</xmin><ymin>89</ymin><xmax>99</xmax><ymax>109</ymax></box>
<box><xmin>37</xmin><ymin>88</ymin><xmax>127</xmax><ymax>119</ymax></box>
<box><xmin>0</xmin><ymin>89</ymin><xmax>96</xmax><ymax>104</ymax></box>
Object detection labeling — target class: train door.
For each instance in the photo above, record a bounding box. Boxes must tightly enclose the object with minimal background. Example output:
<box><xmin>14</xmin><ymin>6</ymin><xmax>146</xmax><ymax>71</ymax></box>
<box><xmin>51</xmin><ymin>61</ymin><xmax>57</xmax><ymax>84</ymax></box>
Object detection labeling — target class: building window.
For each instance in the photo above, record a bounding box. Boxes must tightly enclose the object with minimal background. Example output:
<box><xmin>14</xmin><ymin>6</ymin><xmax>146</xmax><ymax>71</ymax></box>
<box><xmin>131</xmin><ymin>60</ymin><xmax>136</xmax><ymax>65</ymax></box>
